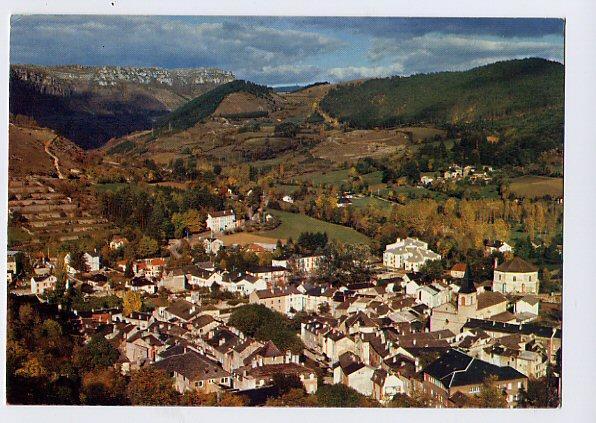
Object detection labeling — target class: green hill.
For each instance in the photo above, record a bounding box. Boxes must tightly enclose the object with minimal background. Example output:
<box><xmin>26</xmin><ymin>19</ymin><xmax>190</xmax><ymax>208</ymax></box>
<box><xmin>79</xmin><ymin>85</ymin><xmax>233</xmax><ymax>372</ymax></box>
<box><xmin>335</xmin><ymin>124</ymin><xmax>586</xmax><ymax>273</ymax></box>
<box><xmin>320</xmin><ymin>58</ymin><xmax>564</xmax><ymax>134</ymax></box>
<box><xmin>155</xmin><ymin>80</ymin><xmax>274</xmax><ymax>133</ymax></box>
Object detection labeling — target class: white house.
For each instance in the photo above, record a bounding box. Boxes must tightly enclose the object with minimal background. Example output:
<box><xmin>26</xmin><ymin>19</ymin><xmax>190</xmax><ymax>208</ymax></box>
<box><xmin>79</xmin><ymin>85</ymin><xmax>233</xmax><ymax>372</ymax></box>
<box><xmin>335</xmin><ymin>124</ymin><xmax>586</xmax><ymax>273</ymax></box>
<box><xmin>109</xmin><ymin>236</ymin><xmax>128</xmax><ymax>250</ymax></box>
<box><xmin>383</xmin><ymin>237</ymin><xmax>441</xmax><ymax>272</ymax></box>
<box><xmin>515</xmin><ymin>295</ymin><xmax>540</xmax><ymax>316</ymax></box>
<box><xmin>294</xmin><ymin>255</ymin><xmax>324</xmax><ymax>275</ymax></box>
<box><xmin>415</xmin><ymin>283</ymin><xmax>451</xmax><ymax>309</ymax></box>
<box><xmin>234</xmin><ymin>274</ymin><xmax>267</xmax><ymax>296</ymax></box>
<box><xmin>333</xmin><ymin>352</ymin><xmax>375</xmax><ymax>397</ymax></box>
<box><xmin>203</xmin><ymin>237</ymin><xmax>224</xmax><ymax>255</ymax></box>
<box><xmin>282</xmin><ymin>195</ymin><xmax>294</xmax><ymax>204</ymax></box>
<box><xmin>206</xmin><ymin>210</ymin><xmax>237</xmax><ymax>233</ymax></box>
<box><xmin>485</xmin><ymin>240</ymin><xmax>514</xmax><ymax>255</ymax></box>
<box><xmin>492</xmin><ymin>257</ymin><xmax>539</xmax><ymax>294</ymax></box>
<box><xmin>31</xmin><ymin>274</ymin><xmax>58</xmax><ymax>295</ymax></box>
<box><xmin>420</xmin><ymin>175</ymin><xmax>434</xmax><ymax>185</ymax></box>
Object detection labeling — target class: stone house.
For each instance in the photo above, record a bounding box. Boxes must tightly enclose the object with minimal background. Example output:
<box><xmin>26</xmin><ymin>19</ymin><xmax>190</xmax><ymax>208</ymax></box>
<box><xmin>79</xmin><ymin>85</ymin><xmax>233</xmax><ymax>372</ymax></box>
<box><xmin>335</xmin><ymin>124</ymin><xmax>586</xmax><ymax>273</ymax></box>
<box><xmin>492</xmin><ymin>257</ymin><xmax>539</xmax><ymax>294</ymax></box>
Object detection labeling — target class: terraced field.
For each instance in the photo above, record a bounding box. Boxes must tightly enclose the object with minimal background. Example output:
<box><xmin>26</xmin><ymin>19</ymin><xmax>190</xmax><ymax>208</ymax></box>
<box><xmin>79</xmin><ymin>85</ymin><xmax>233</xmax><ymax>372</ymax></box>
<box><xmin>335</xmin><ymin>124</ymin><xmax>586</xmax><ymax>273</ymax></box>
<box><xmin>8</xmin><ymin>178</ymin><xmax>112</xmax><ymax>246</ymax></box>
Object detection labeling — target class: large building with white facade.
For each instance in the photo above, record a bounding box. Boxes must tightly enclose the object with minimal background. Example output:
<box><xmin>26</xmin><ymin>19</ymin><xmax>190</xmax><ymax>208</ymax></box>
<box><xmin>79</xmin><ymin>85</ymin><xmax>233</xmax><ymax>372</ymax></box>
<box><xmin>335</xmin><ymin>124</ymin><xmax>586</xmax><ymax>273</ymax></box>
<box><xmin>383</xmin><ymin>237</ymin><xmax>441</xmax><ymax>272</ymax></box>
<box><xmin>206</xmin><ymin>210</ymin><xmax>237</xmax><ymax>233</ymax></box>
<box><xmin>492</xmin><ymin>257</ymin><xmax>539</xmax><ymax>294</ymax></box>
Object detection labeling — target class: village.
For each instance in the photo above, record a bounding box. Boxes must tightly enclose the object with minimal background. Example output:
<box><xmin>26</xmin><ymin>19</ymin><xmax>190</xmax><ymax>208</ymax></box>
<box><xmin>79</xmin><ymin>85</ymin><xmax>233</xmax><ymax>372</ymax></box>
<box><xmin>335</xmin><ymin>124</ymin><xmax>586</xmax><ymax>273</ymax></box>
<box><xmin>7</xmin><ymin>202</ymin><xmax>562</xmax><ymax>407</ymax></box>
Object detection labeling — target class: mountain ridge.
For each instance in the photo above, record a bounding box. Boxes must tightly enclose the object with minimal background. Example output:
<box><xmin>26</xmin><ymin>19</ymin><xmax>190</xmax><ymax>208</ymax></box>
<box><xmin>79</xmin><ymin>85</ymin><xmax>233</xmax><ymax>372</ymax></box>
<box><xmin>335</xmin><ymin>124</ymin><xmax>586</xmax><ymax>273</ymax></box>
<box><xmin>9</xmin><ymin>64</ymin><xmax>235</xmax><ymax>149</ymax></box>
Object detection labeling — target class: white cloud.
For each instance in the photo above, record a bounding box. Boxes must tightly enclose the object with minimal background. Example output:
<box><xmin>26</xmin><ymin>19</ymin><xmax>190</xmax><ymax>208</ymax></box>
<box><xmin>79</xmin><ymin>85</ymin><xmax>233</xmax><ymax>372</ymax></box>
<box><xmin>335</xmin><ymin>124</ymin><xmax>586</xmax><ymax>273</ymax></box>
<box><xmin>366</xmin><ymin>32</ymin><xmax>564</xmax><ymax>74</ymax></box>
<box><xmin>326</xmin><ymin>62</ymin><xmax>405</xmax><ymax>81</ymax></box>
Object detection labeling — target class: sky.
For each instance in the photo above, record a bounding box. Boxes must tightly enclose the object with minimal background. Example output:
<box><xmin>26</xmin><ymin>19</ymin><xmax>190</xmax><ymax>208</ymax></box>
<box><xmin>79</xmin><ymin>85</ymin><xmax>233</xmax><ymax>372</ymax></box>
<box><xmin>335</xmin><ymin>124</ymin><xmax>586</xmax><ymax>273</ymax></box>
<box><xmin>10</xmin><ymin>16</ymin><xmax>564</xmax><ymax>86</ymax></box>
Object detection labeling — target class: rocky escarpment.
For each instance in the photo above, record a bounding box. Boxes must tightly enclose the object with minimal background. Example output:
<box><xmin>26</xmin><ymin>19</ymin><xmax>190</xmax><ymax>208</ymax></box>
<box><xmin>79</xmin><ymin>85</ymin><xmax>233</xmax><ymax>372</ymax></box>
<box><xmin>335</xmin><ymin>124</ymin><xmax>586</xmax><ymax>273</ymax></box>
<box><xmin>10</xmin><ymin>65</ymin><xmax>235</xmax><ymax>149</ymax></box>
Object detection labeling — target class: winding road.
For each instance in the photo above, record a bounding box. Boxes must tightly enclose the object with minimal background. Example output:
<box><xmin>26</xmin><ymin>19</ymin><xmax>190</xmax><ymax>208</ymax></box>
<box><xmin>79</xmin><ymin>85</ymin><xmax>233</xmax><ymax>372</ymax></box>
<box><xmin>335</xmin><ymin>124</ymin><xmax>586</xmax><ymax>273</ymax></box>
<box><xmin>44</xmin><ymin>136</ymin><xmax>65</xmax><ymax>179</ymax></box>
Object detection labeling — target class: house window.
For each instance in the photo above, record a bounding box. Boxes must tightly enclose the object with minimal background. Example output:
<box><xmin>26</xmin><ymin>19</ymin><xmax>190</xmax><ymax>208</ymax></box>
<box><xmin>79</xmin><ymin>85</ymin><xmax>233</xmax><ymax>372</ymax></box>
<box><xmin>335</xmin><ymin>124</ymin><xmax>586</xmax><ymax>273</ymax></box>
<box><xmin>518</xmin><ymin>382</ymin><xmax>522</xmax><ymax>389</ymax></box>
<box><xmin>197</xmin><ymin>381</ymin><xmax>203</xmax><ymax>387</ymax></box>
<box><xmin>507</xmin><ymin>383</ymin><xmax>512</xmax><ymax>390</ymax></box>
<box><xmin>221</xmin><ymin>377</ymin><xmax>227</xmax><ymax>383</ymax></box>
<box><xmin>469</xmin><ymin>386</ymin><xmax>480</xmax><ymax>394</ymax></box>
<box><xmin>513</xmin><ymin>276</ymin><xmax>516</xmax><ymax>282</ymax></box>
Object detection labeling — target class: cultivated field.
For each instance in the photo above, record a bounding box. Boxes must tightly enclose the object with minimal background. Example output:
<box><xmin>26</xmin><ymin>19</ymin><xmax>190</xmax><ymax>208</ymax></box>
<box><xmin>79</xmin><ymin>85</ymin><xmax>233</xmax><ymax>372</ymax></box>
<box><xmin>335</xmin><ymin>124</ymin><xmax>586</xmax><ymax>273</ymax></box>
<box><xmin>509</xmin><ymin>176</ymin><xmax>563</xmax><ymax>199</ymax></box>
<box><xmin>215</xmin><ymin>232</ymin><xmax>284</xmax><ymax>246</ymax></box>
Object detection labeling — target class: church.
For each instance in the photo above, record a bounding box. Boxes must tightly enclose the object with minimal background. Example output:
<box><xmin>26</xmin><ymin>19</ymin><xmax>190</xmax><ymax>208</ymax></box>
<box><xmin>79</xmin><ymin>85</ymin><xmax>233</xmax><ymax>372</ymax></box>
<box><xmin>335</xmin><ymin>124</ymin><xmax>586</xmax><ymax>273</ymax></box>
<box><xmin>430</xmin><ymin>266</ymin><xmax>509</xmax><ymax>334</ymax></box>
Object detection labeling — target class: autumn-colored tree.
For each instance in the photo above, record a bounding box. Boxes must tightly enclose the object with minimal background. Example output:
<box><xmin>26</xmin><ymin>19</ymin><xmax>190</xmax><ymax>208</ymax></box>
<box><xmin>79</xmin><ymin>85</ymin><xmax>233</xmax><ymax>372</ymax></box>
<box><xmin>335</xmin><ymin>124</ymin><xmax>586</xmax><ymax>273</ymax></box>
<box><xmin>80</xmin><ymin>368</ymin><xmax>127</xmax><ymax>405</ymax></box>
<box><xmin>123</xmin><ymin>291</ymin><xmax>142</xmax><ymax>317</ymax></box>
<box><xmin>127</xmin><ymin>367</ymin><xmax>179</xmax><ymax>406</ymax></box>
<box><xmin>469</xmin><ymin>376</ymin><xmax>508</xmax><ymax>408</ymax></box>
<box><xmin>266</xmin><ymin>388</ymin><xmax>318</xmax><ymax>407</ymax></box>
<box><xmin>74</xmin><ymin>334</ymin><xmax>120</xmax><ymax>371</ymax></box>
<box><xmin>217</xmin><ymin>392</ymin><xmax>250</xmax><ymax>407</ymax></box>
<box><xmin>136</xmin><ymin>236</ymin><xmax>159</xmax><ymax>258</ymax></box>
<box><xmin>179</xmin><ymin>391</ymin><xmax>218</xmax><ymax>406</ymax></box>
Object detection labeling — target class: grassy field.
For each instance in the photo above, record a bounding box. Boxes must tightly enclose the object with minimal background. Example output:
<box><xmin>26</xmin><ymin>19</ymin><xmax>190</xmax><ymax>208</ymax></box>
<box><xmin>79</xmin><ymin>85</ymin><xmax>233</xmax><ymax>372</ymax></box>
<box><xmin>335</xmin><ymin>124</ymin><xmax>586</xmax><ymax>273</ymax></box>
<box><xmin>276</xmin><ymin>184</ymin><xmax>301</xmax><ymax>194</ymax></box>
<box><xmin>297</xmin><ymin>169</ymin><xmax>350</xmax><ymax>185</ymax></box>
<box><xmin>259</xmin><ymin>209</ymin><xmax>371</xmax><ymax>244</ymax></box>
<box><xmin>297</xmin><ymin>169</ymin><xmax>383</xmax><ymax>189</ymax></box>
<box><xmin>361</xmin><ymin>171</ymin><xmax>384</xmax><ymax>186</ymax></box>
<box><xmin>351</xmin><ymin>196</ymin><xmax>396</xmax><ymax>211</ymax></box>
<box><xmin>509</xmin><ymin>176</ymin><xmax>563</xmax><ymax>199</ymax></box>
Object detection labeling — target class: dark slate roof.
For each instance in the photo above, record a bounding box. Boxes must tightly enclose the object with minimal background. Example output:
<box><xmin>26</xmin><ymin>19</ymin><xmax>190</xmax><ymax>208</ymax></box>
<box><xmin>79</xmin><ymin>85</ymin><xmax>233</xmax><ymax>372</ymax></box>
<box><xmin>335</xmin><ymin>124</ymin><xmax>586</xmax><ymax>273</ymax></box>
<box><xmin>464</xmin><ymin>318</ymin><xmax>561</xmax><ymax>339</ymax></box>
<box><xmin>423</xmin><ymin>349</ymin><xmax>526</xmax><ymax>389</ymax></box>
<box><xmin>158</xmin><ymin>344</ymin><xmax>189</xmax><ymax>359</ymax></box>
<box><xmin>338</xmin><ymin>352</ymin><xmax>365</xmax><ymax>375</ymax></box>
<box><xmin>496</xmin><ymin>257</ymin><xmax>538</xmax><ymax>273</ymax></box>
<box><xmin>165</xmin><ymin>299</ymin><xmax>199</xmax><ymax>321</ymax></box>
<box><xmin>154</xmin><ymin>350</ymin><xmax>229</xmax><ymax>381</ymax></box>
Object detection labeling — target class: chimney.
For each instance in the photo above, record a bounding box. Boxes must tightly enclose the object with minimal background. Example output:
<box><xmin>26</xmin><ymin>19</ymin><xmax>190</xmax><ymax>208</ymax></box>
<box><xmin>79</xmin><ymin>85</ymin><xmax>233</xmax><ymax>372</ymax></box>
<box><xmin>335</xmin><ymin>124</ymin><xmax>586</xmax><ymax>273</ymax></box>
<box><xmin>494</xmin><ymin>257</ymin><xmax>498</xmax><ymax>269</ymax></box>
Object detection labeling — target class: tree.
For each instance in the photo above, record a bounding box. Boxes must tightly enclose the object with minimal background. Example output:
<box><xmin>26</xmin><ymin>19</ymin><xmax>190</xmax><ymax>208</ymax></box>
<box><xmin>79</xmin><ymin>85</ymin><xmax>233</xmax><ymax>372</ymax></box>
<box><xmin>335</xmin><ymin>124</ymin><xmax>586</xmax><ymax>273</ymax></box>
<box><xmin>274</xmin><ymin>121</ymin><xmax>299</xmax><ymax>138</ymax></box>
<box><xmin>469</xmin><ymin>376</ymin><xmax>508</xmax><ymax>408</ymax></box>
<box><xmin>68</xmin><ymin>249</ymin><xmax>90</xmax><ymax>273</ymax></box>
<box><xmin>228</xmin><ymin>304</ymin><xmax>304</xmax><ymax>353</ymax></box>
<box><xmin>179</xmin><ymin>391</ymin><xmax>218</xmax><ymax>406</ymax></box>
<box><xmin>80</xmin><ymin>368</ymin><xmax>127</xmax><ymax>405</ymax></box>
<box><xmin>266</xmin><ymin>388</ymin><xmax>318</xmax><ymax>407</ymax></box>
<box><xmin>136</xmin><ymin>236</ymin><xmax>159</xmax><ymax>258</ymax></box>
<box><xmin>75</xmin><ymin>334</ymin><xmax>120</xmax><ymax>371</ymax></box>
<box><xmin>127</xmin><ymin>367</ymin><xmax>179</xmax><ymax>406</ymax></box>
<box><xmin>315</xmin><ymin>384</ymin><xmax>380</xmax><ymax>408</ymax></box>
<box><xmin>217</xmin><ymin>393</ymin><xmax>249</xmax><ymax>407</ymax></box>
<box><xmin>123</xmin><ymin>291</ymin><xmax>142</xmax><ymax>317</ymax></box>
<box><xmin>418</xmin><ymin>259</ymin><xmax>444</xmax><ymax>280</ymax></box>
<box><xmin>271</xmin><ymin>373</ymin><xmax>304</xmax><ymax>397</ymax></box>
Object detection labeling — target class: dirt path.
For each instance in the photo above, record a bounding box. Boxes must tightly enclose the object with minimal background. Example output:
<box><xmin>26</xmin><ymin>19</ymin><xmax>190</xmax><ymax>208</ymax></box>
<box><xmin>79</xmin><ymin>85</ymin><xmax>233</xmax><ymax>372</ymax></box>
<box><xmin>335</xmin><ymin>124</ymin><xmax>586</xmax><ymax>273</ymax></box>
<box><xmin>312</xmin><ymin>96</ymin><xmax>341</xmax><ymax>129</ymax></box>
<box><xmin>44</xmin><ymin>136</ymin><xmax>65</xmax><ymax>179</ymax></box>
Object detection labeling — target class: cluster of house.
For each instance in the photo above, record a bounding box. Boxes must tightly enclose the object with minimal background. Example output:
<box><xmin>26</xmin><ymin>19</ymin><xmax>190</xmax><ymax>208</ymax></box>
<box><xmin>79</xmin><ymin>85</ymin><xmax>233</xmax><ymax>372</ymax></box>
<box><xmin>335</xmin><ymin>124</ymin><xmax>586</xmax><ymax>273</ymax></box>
<box><xmin>294</xmin><ymin>259</ymin><xmax>556</xmax><ymax>407</ymax></box>
<box><xmin>420</xmin><ymin>164</ymin><xmax>494</xmax><ymax>186</ymax></box>
<box><xmin>74</xmin><ymin>298</ymin><xmax>318</xmax><ymax>398</ymax></box>
<box><xmin>18</xmin><ymin>233</ymin><xmax>559</xmax><ymax>407</ymax></box>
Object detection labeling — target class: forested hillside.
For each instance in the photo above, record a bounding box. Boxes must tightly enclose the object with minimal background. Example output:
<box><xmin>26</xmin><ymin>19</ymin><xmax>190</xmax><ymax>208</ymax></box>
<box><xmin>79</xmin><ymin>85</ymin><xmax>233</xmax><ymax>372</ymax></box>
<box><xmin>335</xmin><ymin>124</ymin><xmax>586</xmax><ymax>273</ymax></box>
<box><xmin>320</xmin><ymin>58</ymin><xmax>563</xmax><ymax>140</ymax></box>
<box><xmin>156</xmin><ymin>80</ymin><xmax>276</xmax><ymax>134</ymax></box>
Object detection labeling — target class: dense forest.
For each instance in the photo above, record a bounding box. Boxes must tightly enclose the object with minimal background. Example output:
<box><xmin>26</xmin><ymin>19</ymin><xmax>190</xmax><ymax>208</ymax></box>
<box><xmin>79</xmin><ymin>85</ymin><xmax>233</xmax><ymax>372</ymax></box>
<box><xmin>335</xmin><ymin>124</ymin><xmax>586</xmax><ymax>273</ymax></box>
<box><xmin>320</xmin><ymin>58</ymin><xmax>564</xmax><ymax>161</ymax></box>
<box><xmin>155</xmin><ymin>80</ymin><xmax>274</xmax><ymax>134</ymax></box>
